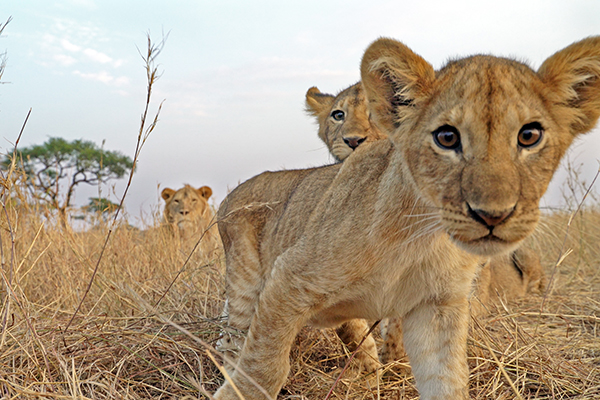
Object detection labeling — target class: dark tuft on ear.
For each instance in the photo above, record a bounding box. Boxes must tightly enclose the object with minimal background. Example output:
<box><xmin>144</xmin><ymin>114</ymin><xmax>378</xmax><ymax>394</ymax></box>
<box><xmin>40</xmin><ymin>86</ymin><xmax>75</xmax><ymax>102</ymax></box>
<box><xmin>360</xmin><ymin>37</ymin><xmax>435</xmax><ymax>135</ymax></box>
<box><xmin>198</xmin><ymin>186</ymin><xmax>213</xmax><ymax>200</ymax></box>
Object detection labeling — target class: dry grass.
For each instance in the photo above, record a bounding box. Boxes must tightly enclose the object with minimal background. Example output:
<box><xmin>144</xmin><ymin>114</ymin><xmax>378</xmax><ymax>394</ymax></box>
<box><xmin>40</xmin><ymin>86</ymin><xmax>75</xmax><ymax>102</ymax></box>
<box><xmin>1</xmin><ymin>30</ymin><xmax>598</xmax><ymax>399</ymax></box>
<box><xmin>0</xmin><ymin>180</ymin><xmax>598</xmax><ymax>399</ymax></box>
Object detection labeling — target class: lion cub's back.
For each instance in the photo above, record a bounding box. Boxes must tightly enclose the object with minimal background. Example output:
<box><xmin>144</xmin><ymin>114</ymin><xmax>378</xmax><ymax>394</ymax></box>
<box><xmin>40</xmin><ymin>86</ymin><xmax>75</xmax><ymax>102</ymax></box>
<box><xmin>217</xmin><ymin>165</ymin><xmax>341</xmax><ymax>256</ymax></box>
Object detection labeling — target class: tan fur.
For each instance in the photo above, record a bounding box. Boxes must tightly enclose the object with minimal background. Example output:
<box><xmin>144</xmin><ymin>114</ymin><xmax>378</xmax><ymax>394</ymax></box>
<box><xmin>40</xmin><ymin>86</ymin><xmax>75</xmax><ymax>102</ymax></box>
<box><xmin>214</xmin><ymin>37</ymin><xmax>600</xmax><ymax>400</ymax></box>
<box><xmin>306</xmin><ymin>83</ymin><xmax>386</xmax><ymax>161</ymax></box>
<box><xmin>309</xmin><ymin>81</ymin><xmax>547</xmax><ymax>366</ymax></box>
<box><xmin>161</xmin><ymin>185</ymin><xmax>219</xmax><ymax>255</ymax></box>
<box><xmin>380</xmin><ymin>246</ymin><xmax>547</xmax><ymax>364</ymax></box>
<box><xmin>474</xmin><ymin>246</ymin><xmax>546</xmax><ymax>312</ymax></box>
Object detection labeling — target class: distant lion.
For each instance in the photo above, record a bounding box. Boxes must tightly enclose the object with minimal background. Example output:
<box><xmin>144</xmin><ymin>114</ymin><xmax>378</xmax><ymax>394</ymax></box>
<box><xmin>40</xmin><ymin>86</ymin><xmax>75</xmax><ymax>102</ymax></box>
<box><xmin>161</xmin><ymin>184</ymin><xmax>219</xmax><ymax>255</ymax></box>
<box><xmin>214</xmin><ymin>37</ymin><xmax>600</xmax><ymax>400</ymax></box>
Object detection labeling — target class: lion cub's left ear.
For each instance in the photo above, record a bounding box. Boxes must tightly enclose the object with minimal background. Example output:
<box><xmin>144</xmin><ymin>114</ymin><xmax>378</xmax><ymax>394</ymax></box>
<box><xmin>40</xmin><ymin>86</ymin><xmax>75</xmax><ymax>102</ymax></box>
<box><xmin>305</xmin><ymin>87</ymin><xmax>335</xmax><ymax>117</ymax></box>
<box><xmin>538</xmin><ymin>36</ymin><xmax>600</xmax><ymax>135</ymax></box>
<box><xmin>198</xmin><ymin>186</ymin><xmax>213</xmax><ymax>200</ymax></box>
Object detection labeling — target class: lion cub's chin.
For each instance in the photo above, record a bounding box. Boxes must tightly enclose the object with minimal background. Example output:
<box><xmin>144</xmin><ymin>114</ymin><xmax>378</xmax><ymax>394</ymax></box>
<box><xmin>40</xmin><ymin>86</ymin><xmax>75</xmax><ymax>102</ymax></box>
<box><xmin>451</xmin><ymin>234</ymin><xmax>522</xmax><ymax>257</ymax></box>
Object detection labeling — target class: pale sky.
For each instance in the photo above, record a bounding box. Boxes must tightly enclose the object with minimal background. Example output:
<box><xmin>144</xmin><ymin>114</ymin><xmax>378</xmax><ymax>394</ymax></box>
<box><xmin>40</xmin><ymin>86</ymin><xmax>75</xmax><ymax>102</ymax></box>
<box><xmin>1</xmin><ymin>0</ymin><xmax>599</xmax><ymax>225</ymax></box>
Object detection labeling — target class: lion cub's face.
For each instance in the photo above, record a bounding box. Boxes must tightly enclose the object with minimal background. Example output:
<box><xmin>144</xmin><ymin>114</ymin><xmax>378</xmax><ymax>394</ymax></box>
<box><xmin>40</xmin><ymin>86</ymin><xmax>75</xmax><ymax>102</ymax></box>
<box><xmin>305</xmin><ymin>83</ymin><xmax>385</xmax><ymax>162</ymax></box>
<box><xmin>362</xmin><ymin>38</ymin><xmax>600</xmax><ymax>256</ymax></box>
<box><xmin>161</xmin><ymin>185</ymin><xmax>213</xmax><ymax>233</ymax></box>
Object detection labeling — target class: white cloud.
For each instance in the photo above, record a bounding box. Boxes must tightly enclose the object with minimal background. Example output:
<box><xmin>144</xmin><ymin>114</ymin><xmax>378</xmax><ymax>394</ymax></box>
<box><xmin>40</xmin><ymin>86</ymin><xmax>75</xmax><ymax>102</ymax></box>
<box><xmin>72</xmin><ymin>70</ymin><xmax>130</xmax><ymax>87</ymax></box>
<box><xmin>61</xmin><ymin>39</ymin><xmax>81</xmax><ymax>52</ymax></box>
<box><xmin>41</xmin><ymin>33</ymin><xmax>57</xmax><ymax>46</ymax></box>
<box><xmin>113</xmin><ymin>76</ymin><xmax>130</xmax><ymax>86</ymax></box>
<box><xmin>114</xmin><ymin>89</ymin><xmax>130</xmax><ymax>97</ymax></box>
<box><xmin>54</xmin><ymin>54</ymin><xmax>77</xmax><ymax>66</ymax></box>
<box><xmin>36</xmin><ymin>18</ymin><xmax>126</xmax><ymax>70</ymax></box>
<box><xmin>83</xmin><ymin>48</ymin><xmax>113</xmax><ymax>64</ymax></box>
<box><xmin>73</xmin><ymin>70</ymin><xmax>113</xmax><ymax>83</ymax></box>
<box><xmin>67</xmin><ymin>0</ymin><xmax>98</xmax><ymax>9</ymax></box>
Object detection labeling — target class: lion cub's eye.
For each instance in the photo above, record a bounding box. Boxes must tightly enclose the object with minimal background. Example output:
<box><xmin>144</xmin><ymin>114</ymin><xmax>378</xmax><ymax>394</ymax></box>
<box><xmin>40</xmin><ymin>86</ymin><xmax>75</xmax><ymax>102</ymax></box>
<box><xmin>518</xmin><ymin>122</ymin><xmax>544</xmax><ymax>148</ymax></box>
<box><xmin>331</xmin><ymin>110</ymin><xmax>345</xmax><ymax>121</ymax></box>
<box><xmin>432</xmin><ymin>125</ymin><xmax>461</xmax><ymax>150</ymax></box>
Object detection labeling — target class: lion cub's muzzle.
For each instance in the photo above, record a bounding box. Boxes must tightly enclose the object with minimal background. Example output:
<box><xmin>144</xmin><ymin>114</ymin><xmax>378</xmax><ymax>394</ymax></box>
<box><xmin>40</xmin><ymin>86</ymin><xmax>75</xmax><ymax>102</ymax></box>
<box><xmin>343</xmin><ymin>136</ymin><xmax>367</xmax><ymax>149</ymax></box>
<box><xmin>445</xmin><ymin>200</ymin><xmax>527</xmax><ymax>256</ymax></box>
<box><xmin>467</xmin><ymin>203</ymin><xmax>515</xmax><ymax>229</ymax></box>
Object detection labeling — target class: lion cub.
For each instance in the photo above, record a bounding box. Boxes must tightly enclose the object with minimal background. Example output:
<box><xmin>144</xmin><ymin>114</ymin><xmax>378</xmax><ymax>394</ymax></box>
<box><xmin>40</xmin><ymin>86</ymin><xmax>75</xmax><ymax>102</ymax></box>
<box><xmin>305</xmin><ymin>80</ymin><xmax>546</xmax><ymax>302</ymax></box>
<box><xmin>305</xmin><ymin>82</ymin><xmax>386</xmax><ymax>162</ymax></box>
<box><xmin>306</xmin><ymin>82</ymin><xmax>547</xmax><ymax>364</ymax></box>
<box><xmin>215</xmin><ymin>37</ymin><xmax>600</xmax><ymax>400</ymax></box>
<box><xmin>161</xmin><ymin>185</ymin><xmax>219</xmax><ymax>255</ymax></box>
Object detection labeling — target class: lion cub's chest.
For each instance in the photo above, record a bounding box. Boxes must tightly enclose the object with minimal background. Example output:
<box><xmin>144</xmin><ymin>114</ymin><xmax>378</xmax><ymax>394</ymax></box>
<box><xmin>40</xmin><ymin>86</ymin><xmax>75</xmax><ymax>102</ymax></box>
<box><xmin>308</xmin><ymin>238</ymin><xmax>479</xmax><ymax>328</ymax></box>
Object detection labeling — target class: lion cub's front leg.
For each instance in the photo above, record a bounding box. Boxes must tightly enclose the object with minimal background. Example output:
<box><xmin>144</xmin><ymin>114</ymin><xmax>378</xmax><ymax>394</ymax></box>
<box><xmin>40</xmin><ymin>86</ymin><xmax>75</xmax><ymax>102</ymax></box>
<box><xmin>214</xmin><ymin>266</ymin><xmax>316</xmax><ymax>400</ymax></box>
<box><xmin>402</xmin><ymin>296</ymin><xmax>470</xmax><ymax>400</ymax></box>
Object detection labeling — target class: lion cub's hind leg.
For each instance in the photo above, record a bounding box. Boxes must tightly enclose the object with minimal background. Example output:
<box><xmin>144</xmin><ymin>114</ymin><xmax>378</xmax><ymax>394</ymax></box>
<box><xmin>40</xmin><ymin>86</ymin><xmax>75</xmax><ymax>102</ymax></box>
<box><xmin>335</xmin><ymin>319</ymin><xmax>381</xmax><ymax>373</ymax></box>
<box><xmin>216</xmin><ymin>230</ymin><xmax>265</xmax><ymax>374</ymax></box>
<box><xmin>380</xmin><ymin>318</ymin><xmax>408</xmax><ymax>366</ymax></box>
<box><xmin>216</xmin><ymin>299</ymin><xmax>247</xmax><ymax>375</ymax></box>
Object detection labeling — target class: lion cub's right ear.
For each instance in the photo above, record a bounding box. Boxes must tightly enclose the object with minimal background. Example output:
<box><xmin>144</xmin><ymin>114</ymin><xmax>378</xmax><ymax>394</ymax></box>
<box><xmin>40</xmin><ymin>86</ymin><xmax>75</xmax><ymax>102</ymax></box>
<box><xmin>537</xmin><ymin>36</ymin><xmax>600</xmax><ymax>136</ymax></box>
<box><xmin>161</xmin><ymin>188</ymin><xmax>175</xmax><ymax>201</ymax></box>
<box><xmin>305</xmin><ymin>87</ymin><xmax>335</xmax><ymax>117</ymax></box>
<box><xmin>360</xmin><ymin>38</ymin><xmax>435</xmax><ymax>135</ymax></box>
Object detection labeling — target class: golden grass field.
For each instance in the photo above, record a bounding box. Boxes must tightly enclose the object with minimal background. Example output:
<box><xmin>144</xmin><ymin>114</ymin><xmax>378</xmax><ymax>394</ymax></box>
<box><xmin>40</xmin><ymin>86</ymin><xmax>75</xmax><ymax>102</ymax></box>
<box><xmin>0</xmin><ymin>173</ymin><xmax>599</xmax><ymax>400</ymax></box>
<box><xmin>1</xmin><ymin>33</ymin><xmax>599</xmax><ymax>400</ymax></box>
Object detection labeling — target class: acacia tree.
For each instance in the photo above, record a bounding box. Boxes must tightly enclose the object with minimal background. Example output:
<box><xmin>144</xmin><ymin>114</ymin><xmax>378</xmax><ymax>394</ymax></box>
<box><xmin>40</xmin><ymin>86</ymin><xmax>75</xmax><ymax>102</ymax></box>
<box><xmin>5</xmin><ymin>137</ymin><xmax>134</xmax><ymax>223</ymax></box>
<box><xmin>84</xmin><ymin>197</ymin><xmax>120</xmax><ymax>222</ymax></box>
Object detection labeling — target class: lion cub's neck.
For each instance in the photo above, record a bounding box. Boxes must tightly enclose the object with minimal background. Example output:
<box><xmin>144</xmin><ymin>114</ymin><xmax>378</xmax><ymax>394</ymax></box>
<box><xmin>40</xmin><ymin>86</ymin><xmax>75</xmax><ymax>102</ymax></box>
<box><xmin>343</xmin><ymin>140</ymin><xmax>435</xmax><ymax>242</ymax></box>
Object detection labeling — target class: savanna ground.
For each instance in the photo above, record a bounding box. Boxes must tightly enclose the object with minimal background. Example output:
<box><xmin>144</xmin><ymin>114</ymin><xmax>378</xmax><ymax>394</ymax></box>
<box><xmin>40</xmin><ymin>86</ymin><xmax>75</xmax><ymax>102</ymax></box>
<box><xmin>0</xmin><ymin>170</ymin><xmax>599</xmax><ymax>400</ymax></box>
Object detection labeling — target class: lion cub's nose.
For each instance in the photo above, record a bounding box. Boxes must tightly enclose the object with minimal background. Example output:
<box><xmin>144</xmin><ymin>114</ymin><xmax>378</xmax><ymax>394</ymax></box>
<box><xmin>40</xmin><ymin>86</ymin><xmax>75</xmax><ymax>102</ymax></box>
<box><xmin>468</xmin><ymin>206</ymin><xmax>515</xmax><ymax>228</ymax></box>
<box><xmin>180</xmin><ymin>210</ymin><xmax>190</xmax><ymax>216</ymax></box>
<box><xmin>343</xmin><ymin>136</ymin><xmax>367</xmax><ymax>149</ymax></box>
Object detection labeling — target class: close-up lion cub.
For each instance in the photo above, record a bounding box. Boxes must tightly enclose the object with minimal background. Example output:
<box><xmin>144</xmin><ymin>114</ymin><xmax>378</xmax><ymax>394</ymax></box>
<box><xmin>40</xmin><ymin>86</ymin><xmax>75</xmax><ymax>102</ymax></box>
<box><xmin>215</xmin><ymin>37</ymin><xmax>600</xmax><ymax>400</ymax></box>
<box><xmin>304</xmin><ymin>82</ymin><xmax>547</xmax><ymax>366</ymax></box>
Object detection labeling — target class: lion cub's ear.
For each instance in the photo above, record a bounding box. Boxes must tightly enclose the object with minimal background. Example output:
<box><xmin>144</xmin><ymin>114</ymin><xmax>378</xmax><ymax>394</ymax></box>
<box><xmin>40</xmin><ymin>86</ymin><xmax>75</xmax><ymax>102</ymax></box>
<box><xmin>360</xmin><ymin>38</ymin><xmax>435</xmax><ymax>134</ymax></box>
<box><xmin>198</xmin><ymin>186</ymin><xmax>213</xmax><ymax>200</ymax></box>
<box><xmin>305</xmin><ymin>87</ymin><xmax>335</xmax><ymax>117</ymax></box>
<box><xmin>161</xmin><ymin>188</ymin><xmax>175</xmax><ymax>201</ymax></box>
<box><xmin>538</xmin><ymin>36</ymin><xmax>600</xmax><ymax>135</ymax></box>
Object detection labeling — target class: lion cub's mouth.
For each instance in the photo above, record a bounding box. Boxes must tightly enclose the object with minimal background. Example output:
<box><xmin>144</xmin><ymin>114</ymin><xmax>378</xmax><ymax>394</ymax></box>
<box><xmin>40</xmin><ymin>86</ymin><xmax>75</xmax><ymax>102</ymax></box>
<box><xmin>450</xmin><ymin>228</ymin><xmax>519</xmax><ymax>256</ymax></box>
<box><xmin>470</xmin><ymin>233</ymin><xmax>507</xmax><ymax>245</ymax></box>
<box><xmin>444</xmin><ymin>205</ymin><xmax>520</xmax><ymax>255</ymax></box>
